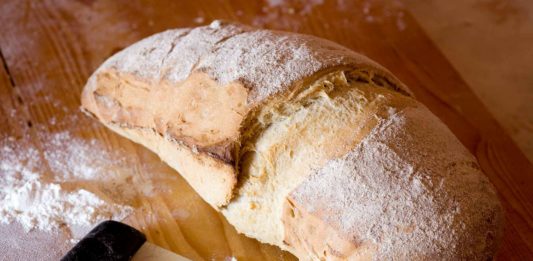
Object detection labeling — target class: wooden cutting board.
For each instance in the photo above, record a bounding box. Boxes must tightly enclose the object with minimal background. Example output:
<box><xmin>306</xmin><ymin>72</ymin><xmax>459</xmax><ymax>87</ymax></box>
<box><xmin>0</xmin><ymin>0</ymin><xmax>531</xmax><ymax>260</ymax></box>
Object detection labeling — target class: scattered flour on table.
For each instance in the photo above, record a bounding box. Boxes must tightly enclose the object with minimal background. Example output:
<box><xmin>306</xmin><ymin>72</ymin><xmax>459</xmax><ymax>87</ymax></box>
<box><xmin>193</xmin><ymin>16</ymin><xmax>205</xmax><ymax>24</ymax></box>
<box><xmin>0</xmin><ymin>172</ymin><xmax>132</xmax><ymax>232</ymax></box>
<box><xmin>252</xmin><ymin>0</ymin><xmax>407</xmax><ymax>32</ymax></box>
<box><xmin>252</xmin><ymin>0</ymin><xmax>325</xmax><ymax>30</ymax></box>
<box><xmin>0</xmin><ymin>132</ymin><xmax>137</xmax><ymax>234</ymax></box>
<box><xmin>360</xmin><ymin>0</ymin><xmax>407</xmax><ymax>31</ymax></box>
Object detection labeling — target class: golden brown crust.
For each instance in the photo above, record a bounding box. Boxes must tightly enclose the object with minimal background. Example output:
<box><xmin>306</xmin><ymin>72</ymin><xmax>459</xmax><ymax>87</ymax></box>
<box><xmin>90</xmin><ymin>70</ymin><xmax>247</xmax><ymax>164</ymax></box>
<box><xmin>81</xmin><ymin>71</ymin><xmax>244</xmax><ymax>207</ymax></box>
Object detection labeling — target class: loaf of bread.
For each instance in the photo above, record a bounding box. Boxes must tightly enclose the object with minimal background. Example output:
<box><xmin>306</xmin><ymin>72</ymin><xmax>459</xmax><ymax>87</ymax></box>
<box><xmin>81</xmin><ymin>21</ymin><xmax>503</xmax><ymax>260</ymax></box>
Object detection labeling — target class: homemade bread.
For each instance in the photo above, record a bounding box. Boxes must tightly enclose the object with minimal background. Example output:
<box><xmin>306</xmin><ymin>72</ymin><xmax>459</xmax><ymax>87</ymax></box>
<box><xmin>81</xmin><ymin>21</ymin><xmax>503</xmax><ymax>260</ymax></box>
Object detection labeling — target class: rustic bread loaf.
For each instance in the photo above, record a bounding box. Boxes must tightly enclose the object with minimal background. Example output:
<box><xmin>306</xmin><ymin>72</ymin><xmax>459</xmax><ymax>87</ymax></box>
<box><xmin>81</xmin><ymin>21</ymin><xmax>503</xmax><ymax>260</ymax></box>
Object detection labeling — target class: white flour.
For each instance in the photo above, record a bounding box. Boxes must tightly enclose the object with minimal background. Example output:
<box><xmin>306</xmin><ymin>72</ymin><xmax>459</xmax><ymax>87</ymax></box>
<box><xmin>0</xmin><ymin>173</ymin><xmax>132</xmax><ymax>232</ymax></box>
<box><xmin>0</xmin><ymin>132</ymin><xmax>134</xmax><ymax>233</ymax></box>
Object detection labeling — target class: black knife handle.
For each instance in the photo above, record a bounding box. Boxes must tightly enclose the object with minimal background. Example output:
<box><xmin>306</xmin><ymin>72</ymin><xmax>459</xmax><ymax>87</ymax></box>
<box><xmin>61</xmin><ymin>220</ymin><xmax>146</xmax><ymax>261</ymax></box>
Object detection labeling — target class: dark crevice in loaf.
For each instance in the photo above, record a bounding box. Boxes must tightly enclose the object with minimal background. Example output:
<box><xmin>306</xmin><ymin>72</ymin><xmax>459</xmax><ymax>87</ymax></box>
<box><xmin>345</xmin><ymin>69</ymin><xmax>411</xmax><ymax>97</ymax></box>
<box><xmin>106</xmin><ymin>117</ymin><xmax>237</xmax><ymax>166</ymax></box>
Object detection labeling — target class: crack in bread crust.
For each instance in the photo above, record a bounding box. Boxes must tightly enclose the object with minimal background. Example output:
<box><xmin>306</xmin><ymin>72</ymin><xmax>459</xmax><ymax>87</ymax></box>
<box><xmin>222</xmin><ymin>70</ymin><xmax>411</xmax><ymax>247</ymax></box>
<box><xmin>235</xmin><ymin>67</ymin><xmax>410</xmax><ymax>176</ymax></box>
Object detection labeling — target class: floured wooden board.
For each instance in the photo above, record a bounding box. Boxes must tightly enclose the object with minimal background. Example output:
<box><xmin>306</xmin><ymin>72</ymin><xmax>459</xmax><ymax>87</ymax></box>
<box><xmin>0</xmin><ymin>0</ymin><xmax>531</xmax><ymax>260</ymax></box>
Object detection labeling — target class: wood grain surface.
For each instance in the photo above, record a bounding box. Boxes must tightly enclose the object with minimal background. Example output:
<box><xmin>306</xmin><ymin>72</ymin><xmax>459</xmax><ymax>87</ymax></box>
<box><xmin>406</xmin><ymin>0</ymin><xmax>533</xmax><ymax>164</ymax></box>
<box><xmin>0</xmin><ymin>0</ymin><xmax>531</xmax><ymax>260</ymax></box>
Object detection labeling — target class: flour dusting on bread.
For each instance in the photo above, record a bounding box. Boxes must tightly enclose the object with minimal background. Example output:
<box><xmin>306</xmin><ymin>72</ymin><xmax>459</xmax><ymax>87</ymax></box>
<box><xmin>290</xmin><ymin>105</ymin><xmax>502</xmax><ymax>260</ymax></box>
<box><xmin>85</xmin><ymin>20</ymin><xmax>411</xmax><ymax>105</ymax></box>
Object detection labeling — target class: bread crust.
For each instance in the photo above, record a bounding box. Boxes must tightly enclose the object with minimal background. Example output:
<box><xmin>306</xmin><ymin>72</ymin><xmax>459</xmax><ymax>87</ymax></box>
<box><xmin>81</xmin><ymin>21</ymin><xmax>503</xmax><ymax>260</ymax></box>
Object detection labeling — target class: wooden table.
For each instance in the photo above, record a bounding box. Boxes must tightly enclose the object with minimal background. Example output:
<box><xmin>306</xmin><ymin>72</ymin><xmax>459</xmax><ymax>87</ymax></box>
<box><xmin>0</xmin><ymin>0</ymin><xmax>531</xmax><ymax>260</ymax></box>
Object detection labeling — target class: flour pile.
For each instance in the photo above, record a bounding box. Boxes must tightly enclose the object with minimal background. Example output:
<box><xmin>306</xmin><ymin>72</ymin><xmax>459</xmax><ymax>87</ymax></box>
<box><xmin>0</xmin><ymin>133</ymin><xmax>133</xmax><ymax>233</ymax></box>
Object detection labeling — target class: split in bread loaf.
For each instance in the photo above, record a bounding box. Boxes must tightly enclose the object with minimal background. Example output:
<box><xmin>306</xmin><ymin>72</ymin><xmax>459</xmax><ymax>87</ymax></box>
<box><xmin>82</xmin><ymin>21</ymin><xmax>503</xmax><ymax>260</ymax></box>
